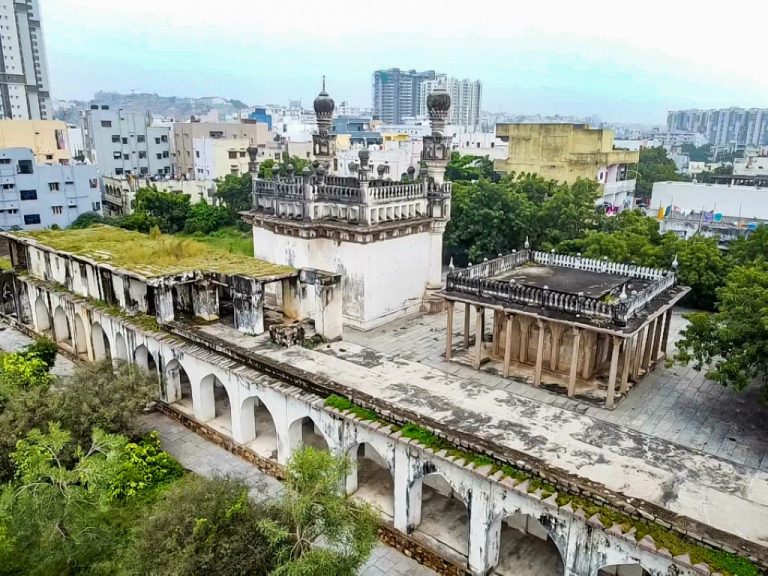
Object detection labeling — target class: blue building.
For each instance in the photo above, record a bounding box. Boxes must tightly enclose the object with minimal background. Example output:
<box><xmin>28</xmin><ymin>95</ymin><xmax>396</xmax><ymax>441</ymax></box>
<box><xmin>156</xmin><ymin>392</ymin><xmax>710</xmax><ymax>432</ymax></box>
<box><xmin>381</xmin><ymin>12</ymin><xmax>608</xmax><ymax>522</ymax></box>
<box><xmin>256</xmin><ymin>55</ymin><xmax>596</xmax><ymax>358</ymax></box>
<box><xmin>248</xmin><ymin>106</ymin><xmax>272</xmax><ymax>131</ymax></box>
<box><xmin>331</xmin><ymin>116</ymin><xmax>382</xmax><ymax>146</ymax></box>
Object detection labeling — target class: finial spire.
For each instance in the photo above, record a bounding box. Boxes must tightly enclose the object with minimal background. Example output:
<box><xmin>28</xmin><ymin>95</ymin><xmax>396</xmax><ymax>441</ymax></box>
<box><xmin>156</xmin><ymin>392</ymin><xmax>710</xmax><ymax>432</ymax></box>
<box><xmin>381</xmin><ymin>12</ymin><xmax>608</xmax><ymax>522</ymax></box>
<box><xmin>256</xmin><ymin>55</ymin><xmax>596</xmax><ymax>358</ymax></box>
<box><xmin>322</xmin><ymin>75</ymin><xmax>326</xmax><ymax>91</ymax></box>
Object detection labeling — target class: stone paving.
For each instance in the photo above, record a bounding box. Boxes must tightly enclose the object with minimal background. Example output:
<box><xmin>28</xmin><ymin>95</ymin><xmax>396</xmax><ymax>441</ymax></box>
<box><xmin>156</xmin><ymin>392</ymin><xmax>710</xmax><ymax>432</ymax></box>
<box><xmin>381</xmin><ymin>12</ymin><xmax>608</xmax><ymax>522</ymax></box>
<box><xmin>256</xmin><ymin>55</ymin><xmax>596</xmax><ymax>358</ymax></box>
<box><xmin>143</xmin><ymin>412</ymin><xmax>437</xmax><ymax>576</ymax></box>
<box><xmin>345</xmin><ymin>306</ymin><xmax>768</xmax><ymax>472</ymax></box>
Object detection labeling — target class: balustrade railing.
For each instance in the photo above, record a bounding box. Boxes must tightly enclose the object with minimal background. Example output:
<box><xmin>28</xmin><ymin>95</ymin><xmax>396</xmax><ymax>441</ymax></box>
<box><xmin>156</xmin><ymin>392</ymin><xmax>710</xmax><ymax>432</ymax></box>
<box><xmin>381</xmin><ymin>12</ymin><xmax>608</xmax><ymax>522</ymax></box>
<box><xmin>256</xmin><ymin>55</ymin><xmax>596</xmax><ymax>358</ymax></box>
<box><xmin>369</xmin><ymin>182</ymin><xmax>425</xmax><ymax>204</ymax></box>
<box><xmin>314</xmin><ymin>185</ymin><xmax>362</xmax><ymax>204</ymax></box>
<box><xmin>458</xmin><ymin>250</ymin><xmax>531</xmax><ymax>279</ymax></box>
<box><xmin>531</xmin><ymin>250</ymin><xmax>666</xmax><ymax>280</ymax></box>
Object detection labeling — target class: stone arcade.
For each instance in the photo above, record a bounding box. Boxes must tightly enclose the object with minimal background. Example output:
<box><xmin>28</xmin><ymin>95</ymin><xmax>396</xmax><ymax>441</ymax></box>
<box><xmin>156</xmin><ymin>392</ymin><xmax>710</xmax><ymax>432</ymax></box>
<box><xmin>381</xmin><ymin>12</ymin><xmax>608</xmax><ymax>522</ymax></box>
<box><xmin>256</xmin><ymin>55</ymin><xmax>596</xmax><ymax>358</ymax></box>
<box><xmin>442</xmin><ymin>249</ymin><xmax>689</xmax><ymax>408</ymax></box>
<box><xmin>243</xmin><ymin>82</ymin><xmax>453</xmax><ymax>330</ymax></box>
<box><xmin>0</xmin><ymin>226</ymin><xmax>766</xmax><ymax>576</ymax></box>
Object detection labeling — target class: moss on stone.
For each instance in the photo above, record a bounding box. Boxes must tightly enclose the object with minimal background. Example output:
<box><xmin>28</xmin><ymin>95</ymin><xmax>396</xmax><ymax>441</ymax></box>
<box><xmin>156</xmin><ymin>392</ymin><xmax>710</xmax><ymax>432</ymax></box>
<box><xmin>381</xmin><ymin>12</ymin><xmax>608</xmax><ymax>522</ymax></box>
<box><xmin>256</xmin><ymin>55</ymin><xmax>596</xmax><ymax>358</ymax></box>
<box><xmin>12</xmin><ymin>225</ymin><xmax>293</xmax><ymax>280</ymax></box>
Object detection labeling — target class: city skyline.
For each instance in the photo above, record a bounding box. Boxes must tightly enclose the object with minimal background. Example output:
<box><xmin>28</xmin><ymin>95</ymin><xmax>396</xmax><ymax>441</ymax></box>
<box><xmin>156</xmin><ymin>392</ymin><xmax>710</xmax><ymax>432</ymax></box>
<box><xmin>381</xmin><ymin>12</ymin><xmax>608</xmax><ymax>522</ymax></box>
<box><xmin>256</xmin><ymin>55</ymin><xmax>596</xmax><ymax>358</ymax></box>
<box><xmin>42</xmin><ymin>0</ymin><xmax>768</xmax><ymax>123</ymax></box>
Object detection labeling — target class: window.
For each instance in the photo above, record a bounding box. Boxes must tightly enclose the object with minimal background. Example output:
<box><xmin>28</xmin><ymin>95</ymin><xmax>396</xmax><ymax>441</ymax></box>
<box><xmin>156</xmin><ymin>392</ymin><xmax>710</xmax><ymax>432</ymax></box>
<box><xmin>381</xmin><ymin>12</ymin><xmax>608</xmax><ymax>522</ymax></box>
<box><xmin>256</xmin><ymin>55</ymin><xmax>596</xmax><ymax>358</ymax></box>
<box><xmin>113</xmin><ymin>151</ymin><xmax>122</xmax><ymax>159</ymax></box>
<box><xmin>51</xmin><ymin>205</ymin><xmax>62</xmax><ymax>215</ymax></box>
<box><xmin>2</xmin><ymin>183</ymin><xmax>12</xmax><ymax>189</ymax></box>
<box><xmin>100</xmin><ymin>120</ymin><xmax>112</xmax><ymax>128</ymax></box>
<box><xmin>162</xmin><ymin>151</ymin><xmax>169</xmax><ymax>158</ymax></box>
<box><xmin>161</xmin><ymin>135</ymin><xmax>168</xmax><ymax>143</ymax></box>
<box><xmin>0</xmin><ymin>158</ymin><xmax>10</xmax><ymax>164</ymax></box>
<box><xmin>111</xmin><ymin>135</ymin><xmax>120</xmax><ymax>143</ymax></box>
<box><xmin>48</xmin><ymin>182</ymin><xmax>60</xmax><ymax>191</ymax></box>
<box><xmin>115</xmin><ymin>168</ymin><xmax>124</xmax><ymax>175</ymax></box>
<box><xmin>239</xmin><ymin>151</ymin><xmax>246</xmax><ymax>157</ymax></box>
<box><xmin>137</xmin><ymin>135</ymin><xmax>146</xmax><ymax>143</ymax></box>
<box><xmin>19</xmin><ymin>189</ymin><xmax>36</xmax><ymax>200</ymax></box>
<box><xmin>139</xmin><ymin>167</ymin><xmax>148</xmax><ymax>175</ymax></box>
<box><xmin>121</xmin><ymin>137</ymin><xmax>128</xmax><ymax>144</ymax></box>
<box><xmin>156</xmin><ymin>153</ymin><xmax>162</xmax><ymax>160</ymax></box>
<box><xmin>154</xmin><ymin>137</ymin><xmax>160</xmax><ymax>145</ymax></box>
<box><xmin>89</xmin><ymin>178</ymin><xmax>98</xmax><ymax>188</ymax></box>
<box><xmin>123</xmin><ymin>154</ymin><xmax>129</xmax><ymax>160</ymax></box>
<box><xmin>92</xmin><ymin>202</ymin><xmax>101</xmax><ymax>211</ymax></box>
<box><xmin>17</xmin><ymin>159</ymin><xmax>33</xmax><ymax>174</ymax></box>
<box><xmin>23</xmin><ymin>214</ymin><xmax>40</xmax><ymax>225</ymax></box>
<box><xmin>228</xmin><ymin>151</ymin><xmax>238</xmax><ymax>159</ymax></box>
<box><xmin>195</xmin><ymin>150</ymin><xmax>199</xmax><ymax>158</ymax></box>
<box><xmin>138</xmin><ymin>151</ymin><xmax>146</xmax><ymax>159</ymax></box>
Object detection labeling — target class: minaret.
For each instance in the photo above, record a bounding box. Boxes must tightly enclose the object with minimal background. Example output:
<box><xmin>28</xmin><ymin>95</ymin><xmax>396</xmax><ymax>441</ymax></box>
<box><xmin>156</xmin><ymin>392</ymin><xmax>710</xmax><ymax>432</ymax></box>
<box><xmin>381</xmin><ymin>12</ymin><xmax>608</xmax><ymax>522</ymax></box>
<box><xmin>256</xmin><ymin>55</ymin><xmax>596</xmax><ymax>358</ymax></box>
<box><xmin>421</xmin><ymin>86</ymin><xmax>452</xmax><ymax>184</ymax></box>
<box><xmin>312</xmin><ymin>76</ymin><xmax>337</xmax><ymax>171</ymax></box>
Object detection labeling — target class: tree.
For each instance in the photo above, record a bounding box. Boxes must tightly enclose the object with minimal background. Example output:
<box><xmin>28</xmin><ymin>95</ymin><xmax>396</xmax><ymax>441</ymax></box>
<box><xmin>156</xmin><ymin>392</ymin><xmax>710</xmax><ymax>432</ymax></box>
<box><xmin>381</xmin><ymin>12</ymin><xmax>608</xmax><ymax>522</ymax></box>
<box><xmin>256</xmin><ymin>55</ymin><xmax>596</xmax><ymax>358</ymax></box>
<box><xmin>215</xmin><ymin>173</ymin><xmax>253</xmax><ymax>222</ymax></box>
<box><xmin>730</xmin><ymin>225</ymin><xmax>768</xmax><ymax>265</ymax></box>
<box><xmin>124</xmin><ymin>475</ymin><xmax>275</xmax><ymax>576</ymax></box>
<box><xmin>20</xmin><ymin>336</ymin><xmax>58</xmax><ymax>371</ymax></box>
<box><xmin>69</xmin><ymin>211</ymin><xmax>107</xmax><ymax>230</ymax></box>
<box><xmin>675</xmin><ymin>262</ymin><xmax>768</xmax><ymax>395</ymax></box>
<box><xmin>258</xmin><ymin>153</ymin><xmax>310</xmax><ymax>180</ymax></box>
<box><xmin>673</xmin><ymin>235</ymin><xmax>730</xmax><ymax>310</ymax></box>
<box><xmin>445</xmin><ymin>152</ymin><xmax>497</xmax><ymax>182</ymax></box>
<box><xmin>184</xmin><ymin>199</ymin><xmax>233</xmax><ymax>235</ymax></box>
<box><xmin>120</xmin><ymin>187</ymin><xmax>191</xmax><ymax>233</ymax></box>
<box><xmin>680</xmin><ymin>143</ymin><xmax>712</xmax><ymax>163</ymax></box>
<box><xmin>635</xmin><ymin>146</ymin><xmax>683</xmax><ymax>201</ymax></box>
<box><xmin>258</xmin><ymin>447</ymin><xmax>379</xmax><ymax>576</ymax></box>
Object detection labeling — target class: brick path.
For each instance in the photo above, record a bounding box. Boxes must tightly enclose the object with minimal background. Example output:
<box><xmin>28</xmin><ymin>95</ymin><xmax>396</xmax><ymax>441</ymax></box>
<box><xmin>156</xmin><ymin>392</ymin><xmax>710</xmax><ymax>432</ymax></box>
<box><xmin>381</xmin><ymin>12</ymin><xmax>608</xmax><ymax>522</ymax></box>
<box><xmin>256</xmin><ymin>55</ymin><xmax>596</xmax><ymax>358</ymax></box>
<box><xmin>143</xmin><ymin>412</ymin><xmax>437</xmax><ymax>576</ymax></box>
<box><xmin>345</xmin><ymin>307</ymin><xmax>768</xmax><ymax>472</ymax></box>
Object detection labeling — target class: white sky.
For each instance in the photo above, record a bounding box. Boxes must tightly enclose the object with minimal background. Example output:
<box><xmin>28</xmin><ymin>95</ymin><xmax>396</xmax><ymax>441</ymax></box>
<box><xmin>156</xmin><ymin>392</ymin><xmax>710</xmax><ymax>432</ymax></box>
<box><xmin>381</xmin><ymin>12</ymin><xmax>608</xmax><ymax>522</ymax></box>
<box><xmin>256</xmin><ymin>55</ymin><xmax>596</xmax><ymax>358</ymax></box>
<box><xmin>42</xmin><ymin>0</ymin><xmax>768</xmax><ymax>123</ymax></box>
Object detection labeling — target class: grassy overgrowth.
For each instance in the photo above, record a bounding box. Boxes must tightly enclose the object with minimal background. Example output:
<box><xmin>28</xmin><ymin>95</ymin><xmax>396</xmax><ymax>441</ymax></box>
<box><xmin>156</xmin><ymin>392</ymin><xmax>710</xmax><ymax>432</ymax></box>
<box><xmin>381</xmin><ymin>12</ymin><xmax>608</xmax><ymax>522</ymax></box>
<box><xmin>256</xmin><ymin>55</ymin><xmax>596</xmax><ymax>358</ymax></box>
<box><xmin>183</xmin><ymin>226</ymin><xmax>253</xmax><ymax>257</ymax></box>
<box><xmin>13</xmin><ymin>225</ymin><xmax>289</xmax><ymax>279</ymax></box>
<box><xmin>0</xmin><ymin>257</ymin><xmax>11</xmax><ymax>270</ymax></box>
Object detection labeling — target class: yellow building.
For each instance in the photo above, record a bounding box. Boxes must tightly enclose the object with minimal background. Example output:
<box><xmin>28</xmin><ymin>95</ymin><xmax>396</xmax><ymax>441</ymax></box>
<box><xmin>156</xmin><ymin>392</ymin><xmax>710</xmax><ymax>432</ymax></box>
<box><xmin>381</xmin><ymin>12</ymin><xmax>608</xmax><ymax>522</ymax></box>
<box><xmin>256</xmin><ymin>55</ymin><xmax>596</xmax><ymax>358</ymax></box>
<box><xmin>0</xmin><ymin>120</ymin><xmax>71</xmax><ymax>164</ymax></box>
<box><xmin>494</xmin><ymin>123</ymin><xmax>639</xmax><ymax>185</ymax></box>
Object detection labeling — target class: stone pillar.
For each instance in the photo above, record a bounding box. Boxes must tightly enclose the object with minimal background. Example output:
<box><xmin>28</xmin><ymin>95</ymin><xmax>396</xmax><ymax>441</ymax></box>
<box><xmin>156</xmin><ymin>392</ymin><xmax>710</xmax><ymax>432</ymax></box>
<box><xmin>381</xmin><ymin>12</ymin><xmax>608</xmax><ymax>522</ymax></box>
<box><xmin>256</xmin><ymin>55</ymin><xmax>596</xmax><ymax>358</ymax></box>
<box><xmin>581</xmin><ymin>331</ymin><xmax>596</xmax><ymax>379</ymax></box>
<box><xmin>606</xmin><ymin>335</ymin><xmax>622</xmax><ymax>409</ymax></box>
<box><xmin>474</xmin><ymin>305</ymin><xmax>484</xmax><ymax>369</ymax></box>
<box><xmin>468</xmin><ymin>485</ymin><xmax>500</xmax><ymax>576</ymax></box>
<box><xmin>233</xmin><ymin>278</ymin><xmax>265</xmax><ymax>336</ymax></box>
<box><xmin>642</xmin><ymin>318</ymin><xmax>656</xmax><ymax>371</ymax></box>
<box><xmin>393</xmin><ymin>445</ymin><xmax>421</xmax><ymax>533</ymax></box>
<box><xmin>191</xmin><ymin>377</ymin><xmax>215</xmax><ymax>423</ymax></box>
<box><xmin>632</xmin><ymin>326</ymin><xmax>647</xmax><ymax>379</ymax></box>
<box><xmin>426</xmin><ymin>229</ymin><xmax>444</xmax><ymax>290</ymax></box>
<box><xmin>463</xmin><ymin>303</ymin><xmax>471</xmax><ymax>349</ymax></box>
<box><xmin>661</xmin><ymin>308</ymin><xmax>673</xmax><ymax>357</ymax></box>
<box><xmin>445</xmin><ymin>300</ymin><xmax>454</xmax><ymax>360</ymax></box>
<box><xmin>345</xmin><ymin>449</ymin><xmax>359</xmax><ymax>495</ymax></box>
<box><xmin>281</xmin><ymin>277</ymin><xmax>306</xmax><ymax>320</ymax></box>
<box><xmin>568</xmin><ymin>327</ymin><xmax>581</xmax><ymax>397</ymax></box>
<box><xmin>503</xmin><ymin>313</ymin><xmax>514</xmax><ymax>378</ymax></box>
<box><xmin>549</xmin><ymin>324</ymin><xmax>561</xmax><ymax>371</ymax></box>
<box><xmin>153</xmin><ymin>286</ymin><xmax>175</xmax><ymax>323</ymax></box>
<box><xmin>619</xmin><ymin>336</ymin><xmax>632</xmax><ymax>394</ymax></box>
<box><xmin>192</xmin><ymin>281</ymin><xmax>219</xmax><ymax>321</ymax></box>
<box><xmin>653</xmin><ymin>312</ymin><xmax>666</xmax><ymax>361</ymax></box>
<box><xmin>534</xmin><ymin>319</ymin><xmax>545</xmax><ymax>387</ymax></box>
<box><xmin>310</xmin><ymin>283</ymin><xmax>343</xmax><ymax>341</ymax></box>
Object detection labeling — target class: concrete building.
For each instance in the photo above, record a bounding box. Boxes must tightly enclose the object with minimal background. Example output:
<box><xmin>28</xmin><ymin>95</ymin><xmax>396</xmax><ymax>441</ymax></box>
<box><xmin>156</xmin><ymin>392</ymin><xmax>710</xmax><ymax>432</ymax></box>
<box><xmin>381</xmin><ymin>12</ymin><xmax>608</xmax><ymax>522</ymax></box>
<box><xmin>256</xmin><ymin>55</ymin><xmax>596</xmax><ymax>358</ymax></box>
<box><xmin>733</xmin><ymin>154</ymin><xmax>768</xmax><ymax>176</ymax></box>
<box><xmin>441</xmin><ymin>249</ymin><xmax>688</xmax><ymax>409</ymax></box>
<box><xmin>0</xmin><ymin>119</ymin><xmax>70</xmax><ymax>163</ymax></box>
<box><xmin>84</xmin><ymin>106</ymin><xmax>171</xmax><ymax>178</ymax></box>
<box><xmin>246</xmin><ymin>82</ymin><xmax>453</xmax><ymax>330</ymax></box>
<box><xmin>495</xmin><ymin>123</ymin><xmax>640</xmax><ymax>209</ymax></box>
<box><xmin>651</xmin><ymin>180</ymin><xmax>768</xmax><ymax>222</ymax></box>
<box><xmin>173</xmin><ymin>121</ymin><xmax>270</xmax><ymax>179</ymax></box>
<box><xmin>0</xmin><ymin>0</ymin><xmax>51</xmax><ymax>120</ymax></box>
<box><xmin>0</xmin><ymin>147</ymin><xmax>100</xmax><ymax>229</ymax></box>
<box><xmin>372</xmin><ymin>69</ymin><xmax>437</xmax><ymax>124</ymax></box>
<box><xmin>192</xmin><ymin>136</ymin><xmax>250</xmax><ymax>179</ymax></box>
<box><xmin>667</xmin><ymin>108</ymin><xmax>768</xmax><ymax>147</ymax></box>
<box><xmin>420</xmin><ymin>76</ymin><xmax>482</xmax><ymax>129</ymax></box>
<box><xmin>332</xmin><ymin>116</ymin><xmax>382</xmax><ymax>146</ymax></box>
<box><xmin>102</xmin><ymin>175</ymin><xmax>217</xmax><ymax>217</ymax></box>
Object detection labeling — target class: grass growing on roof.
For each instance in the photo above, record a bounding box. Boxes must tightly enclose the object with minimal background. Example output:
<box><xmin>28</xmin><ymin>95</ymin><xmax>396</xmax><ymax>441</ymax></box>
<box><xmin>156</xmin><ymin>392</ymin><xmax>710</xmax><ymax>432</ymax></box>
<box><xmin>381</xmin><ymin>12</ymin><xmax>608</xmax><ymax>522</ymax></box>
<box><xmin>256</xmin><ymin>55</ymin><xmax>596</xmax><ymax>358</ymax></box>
<box><xmin>13</xmin><ymin>225</ymin><xmax>292</xmax><ymax>279</ymax></box>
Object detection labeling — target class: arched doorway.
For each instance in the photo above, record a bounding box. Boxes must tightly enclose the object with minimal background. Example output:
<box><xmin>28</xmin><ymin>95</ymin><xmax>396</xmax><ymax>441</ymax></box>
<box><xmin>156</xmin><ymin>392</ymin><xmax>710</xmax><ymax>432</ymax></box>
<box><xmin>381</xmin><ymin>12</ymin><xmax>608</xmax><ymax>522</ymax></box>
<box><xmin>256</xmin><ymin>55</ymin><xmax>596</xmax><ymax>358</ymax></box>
<box><xmin>91</xmin><ymin>322</ymin><xmax>111</xmax><ymax>361</ymax></box>
<box><xmin>495</xmin><ymin>514</ymin><xmax>564</xmax><ymax>576</ymax></box>
<box><xmin>1</xmin><ymin>281</ymin><xmax>15</xmax><ymax>316</ymax></box>
<box><xmin>348</xmin><ymin>442</ymin><xmax>394</xmax><ymax>517</ymax></box>
<box><xmin>199</xmin><ymin>374</ymin><xmax>232</xmax><ymax>431</ymax></box>
<box><xmin>598</xmin><ymin>566</ymin><xmax>651</xmax><ymax>576</ymax></box>
<box><xmin>53</xmin><ymin>306</ymin><xmax>71</xmax><ymax>345</ymax></box>
<box><xmin>240</xmin><ymin>396</ymin><xmax>279</xmax><ymax>460</ymax></box>
<box><xmin>34</xmin><ymin>295</ymin><xmax>50</xmax><ymax>333</ymax></box>
<box><xmin>114</xmin><ymin>332</ymin><xmax>127</xmax><ymax>360</ymax></box>
<box><xmin>288</xmin><ymin>416</ymin><xmax>329</xmax><ymax>452</ymax></box>
<box><xmin>134</xmin><ymin>344</ymin><xmax>158</xmax><ymax>374</ymax></box>
<box><xmin>416</xmin><ymin>472</ymin><xmax>469</xmax><ymax>557</ymax></box>
<box><xmin>73</xmin><ymin>314</ymin><xmax>88</xmax><ymax>358</ymax></box>
<box><xmin>164</xmin><ymin>358</ymin><xmax>192</xmax><ymax>408</ymax></box>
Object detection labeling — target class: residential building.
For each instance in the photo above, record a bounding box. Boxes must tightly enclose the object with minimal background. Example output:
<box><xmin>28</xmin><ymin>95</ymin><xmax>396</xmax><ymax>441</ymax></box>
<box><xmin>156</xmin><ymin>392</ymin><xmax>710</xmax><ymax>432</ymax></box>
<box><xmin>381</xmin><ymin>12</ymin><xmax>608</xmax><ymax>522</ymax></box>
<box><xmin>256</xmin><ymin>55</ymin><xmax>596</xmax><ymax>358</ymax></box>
<box><xmin>102</xmin><ymin>175</ymin><xmax>217</xmax><ymax>216</ymax></box>
<box><xmin>420</xmin><ymin>76</ymin><xmax>482</xmax><ymax>128</ymax></box>
<box><xmin>173</xmin><ymin>120</ymin><xmax>270</xmax><ymax>178</ymax></box>
<box><xmin>331</xmin><ymin>116</ymin><xmax>382</xmax><ymax>146</ymax></box>
<box><xmin>84</xmin><ymin>106</ymin><xmax>172</xmax><ymax>178</ymax></box>
<box><xmin>0</xmin><ymin>0</ymin><xmax>51</xmax><ymax>120</ymax></box>
<box><xmin>248</xmin><ymin>106</ymin><xmax>272</xmax><ymax>131</ymax></box>
<box><xmin>192</xmin><ymin>136</ymin><xmax>250</xmax><ymax>179</ymax></box>
<box><xmin>0</xmin><ymin>147</ymin><xmax>100</xmax><ymax>230</ymax></box>
<box><xmin>651</xmin><ymin>180</ymin><xmax>768</xmax><ymax>224</ymax></box>
<box><xmin>0</xmin><ymin>119</ymin><xmax>70</xmax><ymax>163</ymax></box>
<box><xmin>667</xmin><ymin>108</ymin><xmax>768</xmax><ymax>147</ymax></box>
<box><xmin>372</xmin><ymin>68</ymin><xmax>437</xmax><ymax>124</ymax></box>
<box><xmin>495</xmin><ymin>123</ymin><xmax>639</xmax><ymax>209</ymax></box>
<box><xmin>733</xmin><ymin>154</ymin><xmax>768</xmax><ymax>176</ymax></box>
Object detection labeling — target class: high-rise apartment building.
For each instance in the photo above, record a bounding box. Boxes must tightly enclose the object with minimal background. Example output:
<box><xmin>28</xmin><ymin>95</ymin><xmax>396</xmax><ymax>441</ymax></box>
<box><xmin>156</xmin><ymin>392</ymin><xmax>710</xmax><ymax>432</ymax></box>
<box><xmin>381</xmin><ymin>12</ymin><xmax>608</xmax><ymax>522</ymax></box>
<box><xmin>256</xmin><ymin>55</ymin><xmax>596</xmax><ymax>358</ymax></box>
<box><xmin>0</xmin><ymin>0</ymin><xmax>51</xmax><ymax>120</ymax></box>
<box><xmin>372</xmin><ymin>69</ymin><xmax>436</xmax><ymax>124</ymax></box>
<box><xmin>420</xmin><ymin>75</ymin><xmax>482</xmax><ymax>128</ymax></box>
<box><xmin>667</xmin><ymin>108</ymin><xmax>768</xmax><ymax>148</ymax></box>
<box><xmin>84</xmin><ymin>106</ymin><xmax>172</xmax><ymax>178</ymax></box>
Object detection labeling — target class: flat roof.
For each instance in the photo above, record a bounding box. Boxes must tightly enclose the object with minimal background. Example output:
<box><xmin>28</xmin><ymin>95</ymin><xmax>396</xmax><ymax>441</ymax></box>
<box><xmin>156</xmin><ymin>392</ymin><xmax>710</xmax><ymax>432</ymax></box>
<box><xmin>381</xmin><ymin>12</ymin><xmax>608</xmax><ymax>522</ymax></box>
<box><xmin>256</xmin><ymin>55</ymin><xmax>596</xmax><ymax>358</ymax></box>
<box><xmin>492</xmin><ymin>265</ymin><xmax>643</xmax><ymax>299</ymax></box>
<box><xmin>5</xmin><ymin>226</ymin><xmax>294</xmax><ymax>281</ymax></box>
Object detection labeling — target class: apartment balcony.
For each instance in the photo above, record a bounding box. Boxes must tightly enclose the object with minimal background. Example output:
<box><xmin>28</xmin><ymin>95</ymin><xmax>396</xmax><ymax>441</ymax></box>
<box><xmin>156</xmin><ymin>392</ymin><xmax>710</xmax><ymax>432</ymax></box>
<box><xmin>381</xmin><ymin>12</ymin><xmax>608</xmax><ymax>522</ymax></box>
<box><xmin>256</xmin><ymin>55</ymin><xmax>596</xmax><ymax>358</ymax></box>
<box><xmin>601</xmin><ymin>179</ymin><xmax>636</xmax><ymax>207</ymax></box>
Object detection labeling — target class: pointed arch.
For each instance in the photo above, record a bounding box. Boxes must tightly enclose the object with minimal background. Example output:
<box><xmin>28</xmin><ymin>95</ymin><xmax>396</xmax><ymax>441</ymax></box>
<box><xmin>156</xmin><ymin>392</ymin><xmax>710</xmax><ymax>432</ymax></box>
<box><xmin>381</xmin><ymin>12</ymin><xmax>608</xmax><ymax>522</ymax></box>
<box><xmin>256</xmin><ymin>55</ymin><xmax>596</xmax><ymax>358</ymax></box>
<box><xmin>494</xmin><ymin>513</ymin><xmax>564</xmax><ymax>576</ymax></box>
<box><xmin>34</xmin><ymin>295</ymin><xmax>50</xmax><ymax>333</ymax></box>
<box><xmin>414</xmin><ymin>471</ymin><xmax>469</xmax><ymax>557</ymax></box>
<box><xmin>114</xmin><ymin>332</ymin><xmax>127</xmax><ymax>360</ymax></box>
<box><xmin>239</xmin><ymin>395</ymin><xmax>278</xmax><ymax>460</ymax></box>
<box><xmin>287</xmin><ymin>415</ymin><xmax>330</xmax><ymax>453</ymax></box>
<box><xmin>53</xmin><ymin>306</ymin><xmax>70</xmax><ymax>344</ymax></box>
<box><xmin>90</xmin><ymin>321</ymin><xmax>111</xmax><ymax>361</ymax></box>
<box><xmin>73</xmin><ymin>314</ymin><xmax>87</xmax><ymax>358</ymax></box>
<box><xmin>134</xmin><ymin>344</ymin><xmax>158</xmax><ymax>374</ymax></box>
<box><xmin>164</xmin><ymin>358</ymin><xmax>192</xmax><ymax>407</ymax></box>
<box><xmin>347</xmin><ymin>442</ymin><xmax>394</xmax><ymax>517</ymax></box>
<box><xmin>198</xmin><ymin>373</ymin><xmax>232</xmax><ymax>430</ymax></box>
<box><xmin>598</xmin><ymin>566</ymin><xmax>651</xmax><ymax>576</ymax></box>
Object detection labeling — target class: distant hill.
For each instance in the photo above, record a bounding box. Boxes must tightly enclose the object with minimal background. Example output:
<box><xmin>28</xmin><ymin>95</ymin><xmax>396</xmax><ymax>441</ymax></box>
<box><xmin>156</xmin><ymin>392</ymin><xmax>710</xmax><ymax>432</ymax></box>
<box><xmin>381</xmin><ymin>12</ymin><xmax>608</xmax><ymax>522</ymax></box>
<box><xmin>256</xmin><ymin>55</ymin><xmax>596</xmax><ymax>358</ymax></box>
<box><xmin>54</xmin><ymin>91</ymin><xmax>251</xmax><ymax>124</ymax></box>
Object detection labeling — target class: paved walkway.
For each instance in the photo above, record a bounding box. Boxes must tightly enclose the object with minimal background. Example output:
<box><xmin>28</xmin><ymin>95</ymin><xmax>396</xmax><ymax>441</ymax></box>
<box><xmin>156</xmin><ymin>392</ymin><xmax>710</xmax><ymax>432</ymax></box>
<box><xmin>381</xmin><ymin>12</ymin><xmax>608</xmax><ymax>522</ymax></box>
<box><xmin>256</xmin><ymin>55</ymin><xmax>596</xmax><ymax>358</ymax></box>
<box><xmin>345</xmin><ymin>306</ymin><xmax>768</xmax><ymax>472</ymax></box>
<box><xmin>143</xmin><ymin>412</ymin><xmax>437</xmax><ymax>576</ymax></box>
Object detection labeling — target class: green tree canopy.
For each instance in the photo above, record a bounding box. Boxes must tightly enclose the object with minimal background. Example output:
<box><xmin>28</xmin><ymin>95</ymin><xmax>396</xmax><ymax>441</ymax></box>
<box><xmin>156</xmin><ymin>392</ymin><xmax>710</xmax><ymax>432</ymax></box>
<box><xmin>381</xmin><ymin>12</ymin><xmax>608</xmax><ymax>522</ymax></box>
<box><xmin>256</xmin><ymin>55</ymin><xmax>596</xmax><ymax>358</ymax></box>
<box><xmin>258</xmin><ymin>153</ymin><xmax>311</xmax><ymax>179</ymax></box>
<box><xmin>184</xmin><ymin>199</ymin><xmax>233</xmax><ymax>235</ymax></box>
<box><xmin>635</xmin><ymin>146</ymin><xmax>684</xmax><ymax>200</ymax></box>
<box><xmin>214</xmin><ymin>173</ymin><xmax>253</xmax><ymax>222</ymax></box>
<box><xmin>445</xmin><ymin>152</ymin><xmax>497</xmax><ymax>182</ymax></box>
<box><xmin>120</xmin><ymin>187</ymin><xmax>192</xmax><ymax>233</ymax></box>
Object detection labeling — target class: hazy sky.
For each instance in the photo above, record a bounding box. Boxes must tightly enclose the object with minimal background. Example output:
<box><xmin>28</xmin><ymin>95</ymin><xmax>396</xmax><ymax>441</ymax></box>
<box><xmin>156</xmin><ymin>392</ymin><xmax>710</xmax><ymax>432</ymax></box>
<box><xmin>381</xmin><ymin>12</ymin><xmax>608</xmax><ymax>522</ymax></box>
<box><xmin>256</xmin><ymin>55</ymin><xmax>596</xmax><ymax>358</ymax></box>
<box><xmin>43</xmin><ymin>0</ymin><xmax>768</xmax><ymax>123</ymax></box>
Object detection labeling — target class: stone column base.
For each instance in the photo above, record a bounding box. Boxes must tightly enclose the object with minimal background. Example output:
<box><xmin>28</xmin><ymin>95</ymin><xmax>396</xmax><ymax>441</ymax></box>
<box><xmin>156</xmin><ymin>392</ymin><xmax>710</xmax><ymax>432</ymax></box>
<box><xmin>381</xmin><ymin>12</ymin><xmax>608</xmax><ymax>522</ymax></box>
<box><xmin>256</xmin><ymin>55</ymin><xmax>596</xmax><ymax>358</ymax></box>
<box><xmin>421</xmin><ymin>289</ymin><xmax>447</xmax><ymax>315</ymax></box>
